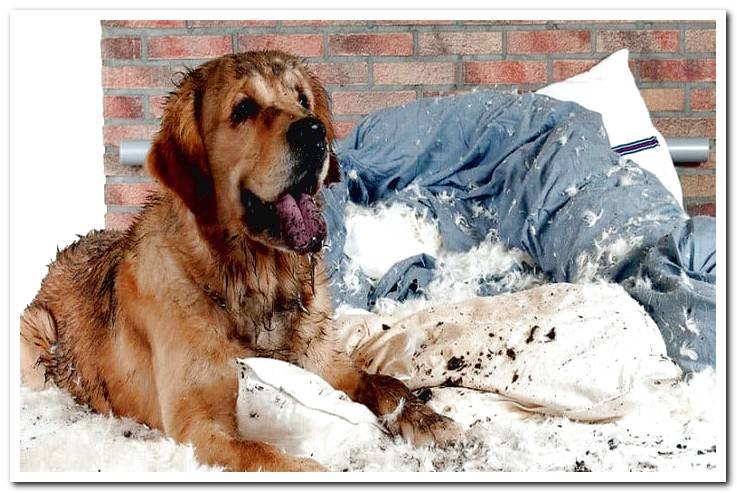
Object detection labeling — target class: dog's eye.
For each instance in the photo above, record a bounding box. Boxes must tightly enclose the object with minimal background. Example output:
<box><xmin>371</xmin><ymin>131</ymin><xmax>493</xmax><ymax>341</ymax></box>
<box><xmin>231</xmin><ymin>98</ymin><xmax>259</xmax><ymax>124</ymax></box>
<box><xmin>298</xmin><ymin>93</ymin><xmax>310</xmax><ymax>110</ymax></box>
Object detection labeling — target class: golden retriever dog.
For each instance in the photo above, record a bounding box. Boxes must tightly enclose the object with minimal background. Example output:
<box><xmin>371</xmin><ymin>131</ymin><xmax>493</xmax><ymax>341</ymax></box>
<box><xmin>20</xmin><ymin>50</ymin><xmax>459</xmax><ymax>472</ymax></box>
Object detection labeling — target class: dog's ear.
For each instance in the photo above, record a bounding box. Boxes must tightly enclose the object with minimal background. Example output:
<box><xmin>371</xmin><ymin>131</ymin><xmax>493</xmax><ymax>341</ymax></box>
<box><xmin>305</xmin><ymin>71</ymin><xmax>341</xmax><ymax>185</ymax></box>
<box><xmin>146</xmin><ymin>67</ymin><xmax>216</xmax><ymax>223</ymax></box>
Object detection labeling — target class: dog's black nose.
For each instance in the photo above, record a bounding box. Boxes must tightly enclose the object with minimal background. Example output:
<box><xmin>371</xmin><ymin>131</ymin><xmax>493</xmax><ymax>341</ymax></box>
<box><xmin>287</xmin><ymin>117</ymin><xmax>326</xmax><ymax>156</ymax></box>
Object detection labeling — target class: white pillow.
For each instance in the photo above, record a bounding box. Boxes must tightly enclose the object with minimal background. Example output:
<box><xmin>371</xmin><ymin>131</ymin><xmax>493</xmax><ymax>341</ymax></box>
<box><xmin>536</xmin><ymin>49</ymin><xmax>683</xmax><ymax>206</ymax></box>
<box><xmin>341</xmin><ymin>282</ymin><xmax>682</xmax><ymax>421</ymax></box>
<box><xmin>235</xmin><ymin>358</ymin><xmax>384</xmax><ymax>464</ymax></box>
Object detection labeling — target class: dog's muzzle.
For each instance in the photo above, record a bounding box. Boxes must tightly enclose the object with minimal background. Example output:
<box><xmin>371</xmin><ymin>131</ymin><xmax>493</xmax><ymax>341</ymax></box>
<box><xmin>287</xmin><ymin>117</ymin><xmax>327</xmax><ymax>178</ymax></box>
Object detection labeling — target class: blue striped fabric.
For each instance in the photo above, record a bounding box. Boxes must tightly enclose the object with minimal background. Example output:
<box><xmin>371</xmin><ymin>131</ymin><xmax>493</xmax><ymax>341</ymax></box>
<box><xmin>612</xmin><ymin>136</ymin><xmax>660</xmax><ymax>156</ymax></box>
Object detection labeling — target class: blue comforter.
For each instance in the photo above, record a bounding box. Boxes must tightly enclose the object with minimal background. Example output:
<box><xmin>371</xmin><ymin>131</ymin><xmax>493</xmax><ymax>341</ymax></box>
<box><xmin>321</xmin><ymin>91</ymin><xmax>716</xmax><ymax>374</ymax></box>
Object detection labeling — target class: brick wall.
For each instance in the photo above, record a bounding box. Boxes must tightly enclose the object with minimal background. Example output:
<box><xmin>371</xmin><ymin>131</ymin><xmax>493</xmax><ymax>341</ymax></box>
<box><xmin>101</xmin><ymin>19</ymin><xmax>717</xmax><ymax>230</ymax></box>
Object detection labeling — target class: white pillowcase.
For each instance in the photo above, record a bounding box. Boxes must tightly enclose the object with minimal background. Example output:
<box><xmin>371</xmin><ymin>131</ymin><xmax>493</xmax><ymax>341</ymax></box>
<box><xmin>235</xmin><ymin>358</ymin><xmax>384</xmax><ymax>463</ymax></box>
<box><xmin>536</xmin><ymin>49</ymin><xmax>683</xmax><ymax>206</ymax></box>
<box><xmin>341</xmin><ymin>282</ymin><xmax>682</xmax><ymax>421</ymax></box>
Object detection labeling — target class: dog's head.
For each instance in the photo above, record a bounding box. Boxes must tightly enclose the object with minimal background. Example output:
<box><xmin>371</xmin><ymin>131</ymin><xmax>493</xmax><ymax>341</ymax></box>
<box><xmin>146</xmin><ymin>51</ymin><xmax>339</xmax><ymax>255</ymax></box>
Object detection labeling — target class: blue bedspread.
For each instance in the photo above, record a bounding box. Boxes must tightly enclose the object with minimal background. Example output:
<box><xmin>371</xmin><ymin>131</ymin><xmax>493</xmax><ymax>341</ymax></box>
<box><xmin>321</xmin><ymin>91</ymin><xmax>716</xmax><ymax>374</ymax></box>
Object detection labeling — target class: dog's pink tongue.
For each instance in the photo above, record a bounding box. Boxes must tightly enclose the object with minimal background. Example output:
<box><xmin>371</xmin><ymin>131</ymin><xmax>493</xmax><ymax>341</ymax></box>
<box><xmin>275</xmin><ymin>193</ymin><xmax>326</xmax><ymax>253</ymax></box>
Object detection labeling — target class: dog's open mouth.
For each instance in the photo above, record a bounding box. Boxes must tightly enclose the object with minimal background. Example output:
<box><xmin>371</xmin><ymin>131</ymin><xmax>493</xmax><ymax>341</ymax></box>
<box><xmin>241</xmin><ymin>175</ymin><xmax>327</xmax><ymax>255</ymax></box>
<box><xmin>274</xmin><ymin>191</ymin><xmax>326</xmax><ymax>253</ymax></box>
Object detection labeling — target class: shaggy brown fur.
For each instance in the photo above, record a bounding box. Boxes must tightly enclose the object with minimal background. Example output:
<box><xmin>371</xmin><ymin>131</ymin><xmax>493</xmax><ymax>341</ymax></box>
<box><xmin>20</xmin><ymin>51</ymin><xmax>459</xmax><ymax>472</ymax></box>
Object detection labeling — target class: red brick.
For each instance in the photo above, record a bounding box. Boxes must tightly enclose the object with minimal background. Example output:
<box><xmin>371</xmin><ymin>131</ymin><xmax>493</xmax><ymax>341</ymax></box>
<box><xmin>101</xmin><ymin>37</ymin><xmax>141</xmax><ymax>60</ymax></box>
<box><xmin>553</xmin><ymin>58</ymin><xmax>640</xmax><ymax>82</ymax></box>
<box><xmin>281</xmin><ymin>20</ymin><xmax>367</xmax><ymax>26</ymax></box>
<box><xmin>105</xmin><ymin>212</ymin><xmax>139</xmax><ymax>231</ymax></box>
<box><xmin>373</xmin><ymin>62</ymin><xmax>455</xmax><ymax>85</ymax></box>
<box><xmin>101</xmin><ymin>20</ymin><xmax>186</xmax><ymax>28</ymax></box>
<box><xmin>148</xmin><ymin>95</ymin><xmax>169</xmax><ymax>119</ymax></box>
<box><xmin>104</xmin><ymin>153</ymin><xmax>147</xmax><ymax>178</ymax></box>
<box><xmin>105</xmin><ymin>212</ymin><xmax>141</xmax><ymax>231</ymax></box>
<box><xmin>639</xmin><ymin>59</ymin><xmax>716</xmax><ymax>82</ymax></box>
<box><xmin>103</xmin><ymin>124</ymin><xmax>159</xmax><ymax>145</ymax></box>
<box><xmin>331</xmin><ymin>91</ymin><xmax>416</xmax><ymax>115</ymax></box>
<box><xmin>369</xmin><ymin>20</ymin><xmax>455</xmax><ymax>25</ymax></box>
<box><xmin>102</xmin><ymin>66</ymin><xmax>180</xmax><ymax>89</ymax></box>
<box><xmin>334</xmin><ymin>121</ymin><xmax>357</xmax><ymax>139</ymax></box>
<box><xmin>508</xmin><ymin>31</ymin><xmax>591</xmax><ymax>54</ymax></box>
<box><xmin>552</xmin><ymin>60</ymin><xmax>598</xmax><ymax>81</ymax></box>
<box><xmin>417</xmin><ymin>32</ymin><xmax>502</xmax><ymax>55</ymax></box>
<box><xmin>690</xmin><ymin>88</ymin><xmax>716</xmax><ymax>111</ymax></box>
<box><xmin>680</xmin><ymin>175</ymin><xmax>716</xmax><ymax>198</ymax></box>
<box><xmin>652</xmin><ymin>117</ymin><xmax>715</xmax><ymax>138</ymax></box>
<box><xmin>308</xmin><ymin>63</ymin><xmax>368</xmax><ymax>85</ymax></box>
<box><xmin>640</xmin><ymin>88</ymin><xmax>685</xmax><ymax>112</ymax></box>
<box><xmin>239</xmin><ymin>34</ymin><xmax>323</xmax><ymax>57</ymax></box>
<box><xmin>148</xmin><ymin>35</ymin><xmax>232</xmax><ymax>59</ymax></box>
<box><xmin>686</xmin><ymin>202</ymin><xmax>716</xmax><ymax>217</ymax></box>
<box><xmin>460</xmin><ymin>20</ymin><xmax>549</xmax><ymax>25</ymax></box>
<box><xmin>596</xmin><ymin>30</ymin><xmax>679</xmax><ymax>52</ymax></box>
<box><xmin>105</xmin><ymin>183</ymin><xmax>158</xmax><ymax>206</ymax></box>
<box><xmin>187</xmin><ymin>20</ymin><xmax>277</xmax><ymax>27</ymax></box>
<box><xmin>103</xmin><ymin>96</ymin><xmax>144</xmax><ymax>119</ymax></box>
<box><xmin>685</xmin><ymin>29</ymin><xmax>716</xmax><ymax>52</ymax></box>
<box><xmin>329</xmin><ymin>34</ymin><xmax>413</xmax><ymax>56</ymax></box>
<box><xmin>422</xmin><ymin>88</ymin><xmax>474</xmax><ymax>98</ymax></box>
<box><xmin>550</xmin><ymin>20</ymin><xmax>637</xmax><ymax>24</ymax></box>
<box><xmin>552</xmin><ymin>58</ymin><xmax>641</xmax><ymax>82</ymax></box>
<box><xmin>464</xmin><ymin>61</ymin><xmax>547</xmax><ymax>84</ymax></box>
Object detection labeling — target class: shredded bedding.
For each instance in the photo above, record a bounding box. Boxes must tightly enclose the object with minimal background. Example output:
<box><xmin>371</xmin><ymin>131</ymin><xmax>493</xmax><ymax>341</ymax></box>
<box><xmin>323</xmin><ymin>90</ymin><xmax>716</xmax><ymax>373</ymax></box>
<box><xmin>19</xmin><ymin>207</ymin><xmax>718</xmax><ymax>472</ymax></box>
<box><xmin>20</xmin><ymin>370</ymin><xmax>717</xmax><ymax>472</ymax></box>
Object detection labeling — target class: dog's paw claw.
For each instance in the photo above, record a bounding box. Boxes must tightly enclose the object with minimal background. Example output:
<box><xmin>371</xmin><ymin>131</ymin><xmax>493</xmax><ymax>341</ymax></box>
<box><xmin>394</xmin><ymin>402</ymin><xmax>464</xmax><ymax>448</ymax></box>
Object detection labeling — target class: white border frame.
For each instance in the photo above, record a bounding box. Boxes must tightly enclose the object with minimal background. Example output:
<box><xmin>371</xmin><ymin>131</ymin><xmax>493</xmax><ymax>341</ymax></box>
<box><xmin>6</xmin><ymin>8</ymin><xmax>727</xmax><ymax>484</ymax></box>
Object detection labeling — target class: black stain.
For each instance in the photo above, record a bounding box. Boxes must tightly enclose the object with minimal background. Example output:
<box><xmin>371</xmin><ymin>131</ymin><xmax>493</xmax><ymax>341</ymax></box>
<box><xmin>447</xmin><ymin>356</ymin><xmax>466</xmax><ymax>371</ymax></box>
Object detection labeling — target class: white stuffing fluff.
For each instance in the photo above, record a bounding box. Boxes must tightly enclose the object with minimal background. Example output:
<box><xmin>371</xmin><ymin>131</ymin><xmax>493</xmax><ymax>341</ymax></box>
<box><xmin>582</xmin><ymin>209</ymin><xmax>603</xmax><ymax>228</ymax></box>
<box><xmin>379</xmin><ymin>398</ymin><xmax>406</xmax><ymax>428</ymax></box>
<box><xmin>368</xmin><ymin>235</ymin><xmax>546</xmax><ymax>322</ymax></box>
<box><xmin>20</xmin><ymin>370</ymin><xmax>719</xmax><ymax>472</ymax></box>
<box><xmin>343</xmin><ymin>202</ymin><xmax>442</xmax><ymax>279</ymax></box>
<box><xmin>339</xmin><ymin>202</ymin><xmax>546</xmax><ymax>320</ymax></box>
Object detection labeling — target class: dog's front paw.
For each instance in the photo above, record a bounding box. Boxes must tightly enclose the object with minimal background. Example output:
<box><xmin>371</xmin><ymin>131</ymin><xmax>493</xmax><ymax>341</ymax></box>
<box><xmin>383</xmin><ymin>399</ymin><xmax>464</xmax><ymax>448</ymax></box>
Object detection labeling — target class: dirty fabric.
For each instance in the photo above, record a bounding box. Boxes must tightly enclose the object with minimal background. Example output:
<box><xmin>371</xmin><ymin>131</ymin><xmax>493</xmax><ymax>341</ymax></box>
<box><xmin>335</xmin><ymin>283</ymin><xmax>681</xmax><ymax>422</ymax></box>
<box><xmin>321</xmin><ymin>91</ymin><xmax>716</xmax><ymax>373</ymax></box>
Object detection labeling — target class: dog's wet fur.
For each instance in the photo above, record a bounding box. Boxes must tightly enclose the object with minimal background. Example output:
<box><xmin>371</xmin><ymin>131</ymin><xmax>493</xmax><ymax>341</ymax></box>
<box><xmin>20</xmin><ymin>51</ymin><xmax>459</xmax><ymax>472</ymax></box>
